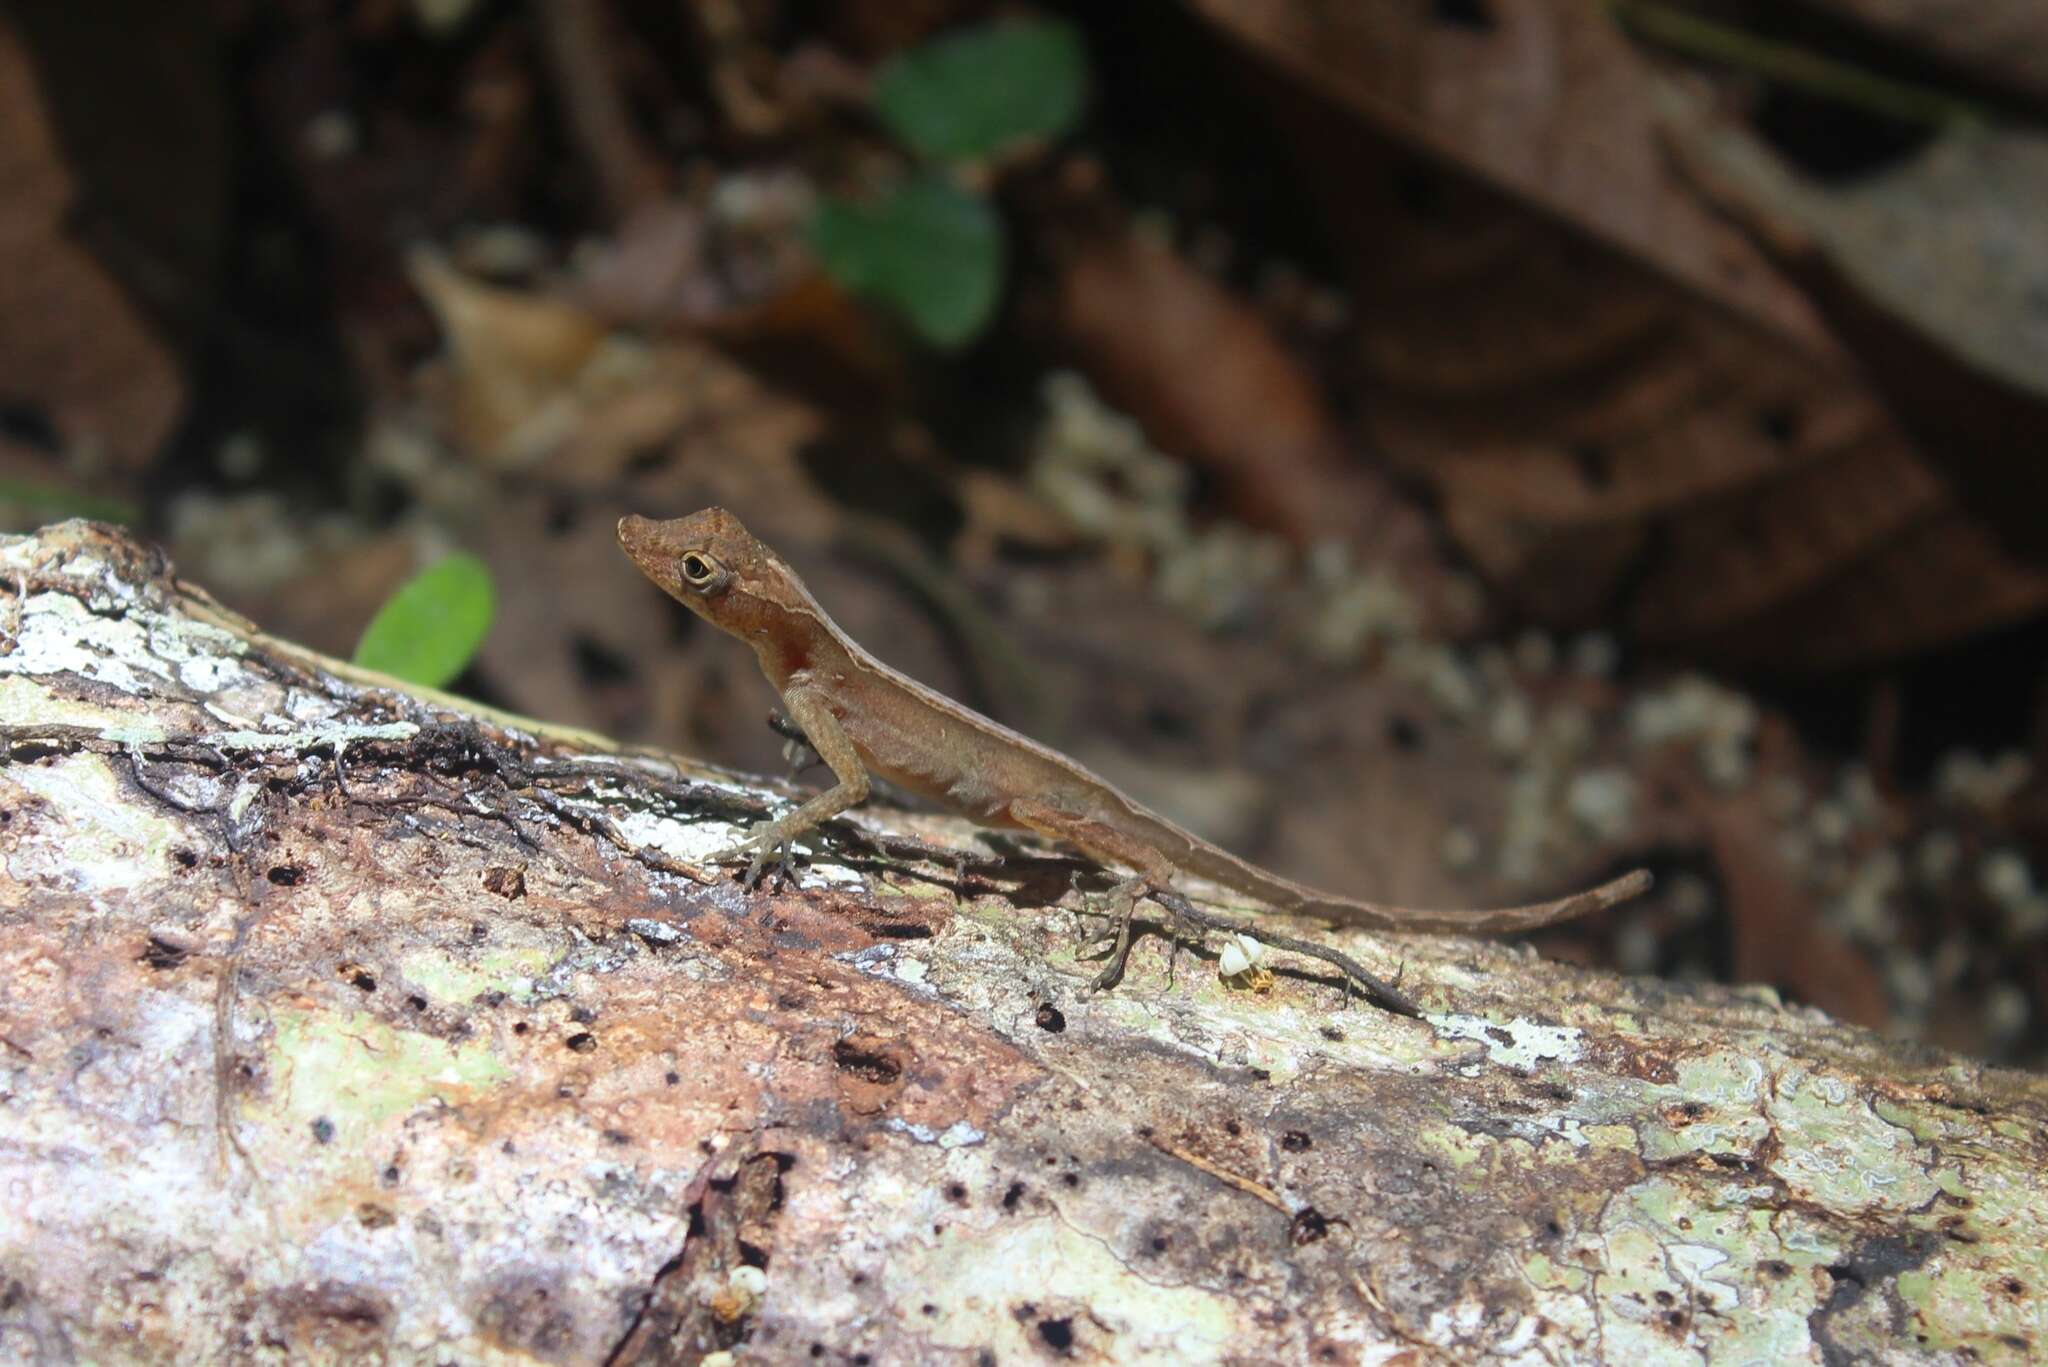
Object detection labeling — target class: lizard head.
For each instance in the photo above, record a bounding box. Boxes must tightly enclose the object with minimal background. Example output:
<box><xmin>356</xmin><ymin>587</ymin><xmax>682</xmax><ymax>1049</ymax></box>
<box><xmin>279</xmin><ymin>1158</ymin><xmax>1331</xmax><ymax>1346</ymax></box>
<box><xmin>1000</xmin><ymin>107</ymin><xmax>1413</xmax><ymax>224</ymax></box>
<box><xmin>618</xmin><ymin>508</ymin><xmax>806</xmax><ymax>638</ymax></box>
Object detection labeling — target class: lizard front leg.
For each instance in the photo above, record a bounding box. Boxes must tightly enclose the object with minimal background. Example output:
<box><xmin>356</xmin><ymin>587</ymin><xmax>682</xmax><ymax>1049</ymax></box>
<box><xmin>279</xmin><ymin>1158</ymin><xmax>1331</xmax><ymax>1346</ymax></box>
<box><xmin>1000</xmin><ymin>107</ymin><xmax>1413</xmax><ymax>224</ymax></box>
<box><xmin>709</xmin><ymin>686</ymin><xmax>870</xmax><ymax>886</ymax></box>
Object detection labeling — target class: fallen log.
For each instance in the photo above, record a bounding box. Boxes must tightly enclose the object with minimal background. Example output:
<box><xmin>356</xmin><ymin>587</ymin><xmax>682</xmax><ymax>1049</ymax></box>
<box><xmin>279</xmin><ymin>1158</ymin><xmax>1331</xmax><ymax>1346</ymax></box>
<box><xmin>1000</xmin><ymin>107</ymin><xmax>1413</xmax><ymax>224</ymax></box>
<box><xmin>0</xmin><ymin>521</ymin><xmax>2041</xmax><ymax>1364</ymax></box>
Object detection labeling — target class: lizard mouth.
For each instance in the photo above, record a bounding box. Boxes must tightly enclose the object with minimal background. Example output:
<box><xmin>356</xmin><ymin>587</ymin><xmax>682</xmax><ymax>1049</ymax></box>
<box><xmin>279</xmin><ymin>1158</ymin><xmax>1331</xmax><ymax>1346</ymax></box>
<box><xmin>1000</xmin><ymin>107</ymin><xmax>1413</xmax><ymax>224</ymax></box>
<box><xmin>617</xmin><ymin>514</ymin><xmax>663</xmax><ymax>565</ymax></box>
<box><xmin>617</xmin><ymin>515</ymin><xmax>674</xmax><ymax>591</ymax></box>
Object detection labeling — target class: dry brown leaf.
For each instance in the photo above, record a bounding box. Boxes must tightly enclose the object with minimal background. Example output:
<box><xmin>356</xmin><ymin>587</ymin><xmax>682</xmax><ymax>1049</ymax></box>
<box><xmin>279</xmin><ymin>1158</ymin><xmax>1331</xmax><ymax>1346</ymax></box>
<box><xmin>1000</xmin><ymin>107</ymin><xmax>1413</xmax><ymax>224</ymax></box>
<box><xmin>1660</xmin><ymin>97</ymin><xmax>2048</xmax><ymax>405</ymax></box>
<box><xmin>1697</xmin><ymin>782</ymin><xmax>1890</xmax><ymax>1027</ymax></box>
<box><xmin>0</xmin><ymin>21</ymin><xmax>183</xmax><ymax>474</ymax></box>
<box><xmin>1683</xmin><ymin>512</ymin><xmax>2048</xmax><ymax>672</ymax></box>
<box><xmin>1182</xmin><ymin>0</ymin><xmax>1834</xmax><ymax>351</ymax></box>
<box><xmin>1327</xmin><ymin>122</ymin><xmax>2048</xmax><ymax>660</ymax></box>
<box><xmin>1800</xmin><ymin>0</ymin><xmax>2048</xmax><ymax>101</ymax></box>
<box><xmin>407</xmin><ymin>249</ymin><xmax>609</xmax><ymax>466</ymax></box>
<box><xmin>534</xmin><ymin>0</ymin><xmax>669</xmax><ymax>221</ymax></box>
<box><xmin>1053</xmin><ymin>225</ymin><xmax>1437</xmax><ymax>565</ymax></box>
<box><xmin>1627</xmin><ymin>428</ymin><xmax>1943</xmax><ymax>642</ymax></box>
<box><xmin>1421</xmin><ymin>253</ymin><xmax>2045</xmax><ymax>660</ymax></box>
<box><xmin>1657</xmin><ymin>88</ymin><xmax>2048</xmax><ymax>559</ymax></box>
<box><xmin>1184</xmin><ymin>7</ymin><xmax>2048</xmax><ymax>664</ymax></box>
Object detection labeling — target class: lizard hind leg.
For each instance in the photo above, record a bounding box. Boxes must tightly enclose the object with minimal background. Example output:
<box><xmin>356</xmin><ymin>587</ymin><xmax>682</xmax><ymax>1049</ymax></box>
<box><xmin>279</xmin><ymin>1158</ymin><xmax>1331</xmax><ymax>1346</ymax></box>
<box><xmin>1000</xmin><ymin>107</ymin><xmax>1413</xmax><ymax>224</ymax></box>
<box><xmin>1008</xmin><ymin>799</ymin><xmax>1181</xmax><ymax>991</ymax></box>
<box><xmin>1148</xmin><ymin>887</ymin><xmax>1422</xmax><ymax>1017</ymax></box>
<box><xmin>1007</xmin><ymin>798</ymin><xmax>1423</xmax><ymax>1016</ymax></box>
<box><xmin>1075</xmin><ymin>874</ymin><xmax>1147</xmax><ymax>992</ymax></box>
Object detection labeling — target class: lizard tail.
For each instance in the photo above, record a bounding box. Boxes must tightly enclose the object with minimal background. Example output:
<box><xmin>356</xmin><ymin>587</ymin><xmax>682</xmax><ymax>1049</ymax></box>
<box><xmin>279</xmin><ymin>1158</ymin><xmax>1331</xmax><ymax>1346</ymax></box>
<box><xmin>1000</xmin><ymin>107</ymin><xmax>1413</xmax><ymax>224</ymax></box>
<box><xmin>1109</xmin><ymin>790</ymin><xmax>1654</xmax><ymax>935</ymax></box>
<box><xmin>1297</xmin><ymin>868</ymin><xmax>1654</xmax><ymax>933</ymax></box>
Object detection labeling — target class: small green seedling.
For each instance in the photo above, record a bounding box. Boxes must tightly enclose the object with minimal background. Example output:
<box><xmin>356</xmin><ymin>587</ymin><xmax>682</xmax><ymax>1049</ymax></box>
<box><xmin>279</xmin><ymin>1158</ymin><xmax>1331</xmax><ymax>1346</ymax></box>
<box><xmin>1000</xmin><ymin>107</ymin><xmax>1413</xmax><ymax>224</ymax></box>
<box><xmin>872</xmin><ymin>16</ymin><xmax>1088</xmax><ymax>162</ymax></box>
<box><xmin>811</xmin><ymin>16</ymin><xmax>1089</xmax><ymax>348</ymax></box>
<box><xmin>352</xmin><ymin>552</ymin><xmax>495</xmax><ymax>689</ymax></box>
<box><xmin>810</xmin><ymin>175</ymin><xmax>1002</xmax><ymax>349</ymax></box>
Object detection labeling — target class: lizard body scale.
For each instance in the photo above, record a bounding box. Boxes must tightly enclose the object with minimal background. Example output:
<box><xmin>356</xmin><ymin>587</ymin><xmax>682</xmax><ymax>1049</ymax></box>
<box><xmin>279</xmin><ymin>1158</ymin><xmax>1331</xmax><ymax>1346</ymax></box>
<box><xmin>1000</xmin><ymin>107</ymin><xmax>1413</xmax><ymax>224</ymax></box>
<box><xmin>620</xmin><ymin>508</ymin><xmax>1650</xmax><ymax>1010</ymax></box>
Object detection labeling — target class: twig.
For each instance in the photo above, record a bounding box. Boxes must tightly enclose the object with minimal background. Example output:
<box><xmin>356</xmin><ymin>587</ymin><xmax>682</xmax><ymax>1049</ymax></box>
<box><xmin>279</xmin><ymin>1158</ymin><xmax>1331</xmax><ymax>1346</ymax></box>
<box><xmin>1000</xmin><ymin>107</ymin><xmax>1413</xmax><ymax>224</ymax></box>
<box><xmin>532</xmin><ymin>0</ymin><xmax>668</xmax><ymax>222</ymax></box>
<box><xmin>1607</xmin><ymin>0</ymin><xmax>1990</xmax><ymax>129</ymax></box>
<box><xmin>1142</xmin><ymin>1131</ymin><xmax>1291</xmax><ymax>1216</ymax></box>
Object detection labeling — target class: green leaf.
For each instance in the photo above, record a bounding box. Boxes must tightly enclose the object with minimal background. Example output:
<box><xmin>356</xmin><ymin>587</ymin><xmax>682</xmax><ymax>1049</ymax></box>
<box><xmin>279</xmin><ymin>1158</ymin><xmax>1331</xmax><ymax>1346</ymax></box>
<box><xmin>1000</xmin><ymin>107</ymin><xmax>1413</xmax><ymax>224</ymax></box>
<box><xmin>809</xmin><ymin>176</ymin><xmax>1003</xmax><ymax>347</ymax></box>
<box><xmin>873</xmin><ymin>17</ymin><xmax>1087</xmax><ymax>162</ymax></box>
<box><xmin>352</xmin><ymin>553</ymin><xmax>495</xmax><ymax>689</ymax></box>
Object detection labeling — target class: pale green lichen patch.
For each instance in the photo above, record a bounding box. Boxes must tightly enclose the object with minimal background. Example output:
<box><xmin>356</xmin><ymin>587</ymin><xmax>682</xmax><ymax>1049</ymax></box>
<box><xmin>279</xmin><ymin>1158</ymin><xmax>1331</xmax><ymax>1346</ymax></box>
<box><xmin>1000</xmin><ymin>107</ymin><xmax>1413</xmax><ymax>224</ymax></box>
<box><xmin>1765</xmin><ymin>1065</ymin><xmax>1941</xmax><ymax>1213</ymax></box>
<box><xmin>1890</xmin><ymin>1154</ymin><xmax>2048</xmax><ymax>1359</ymax></box>
<box><xmin>1420</xmin><ymin>1114</ymin><xmax>1845</xmax><ymax>1361</ymax></box>
<box><xmin>264</xmin><ymin>1005</ymin><xmax>510</xmax><ymax>1147</ymax></box>
<box><xmin>1023</xmin><ymin>944</ymin><xmax>2043</xmax><ymax>1362</ymax></box>
<box><xmin>1580</xmin><ymin>1121</ymin><xmax>1641</xmax><ymax>1149</ymax></box>
<box><xmin>1587</xmin><ymin>1174</ymin><xmax>1832</xmax><ymax>1363</ymax></box>
<box><xmin>3</xmin><ymin>753</ymin><xmax>185</xmax><ymax>893</ymax></box>
<box><xmin>1413</xmin><ymin>1121</ymin><xmax>1501</xmax><ymax>1178</ymax></box>
<box><xmin>1376</xmin><ymin>1023</ymin><xmax>2038</xmax><ymax>1363</ymax></box>
<box><xmin>1871</xmin><ymin>1093</ymin><xmax>1956</xmax><ymax>1143</ymax></box>
<box><xmin>1589</xmin><ymin>1220</ymin><xmax>1700</xmax><ymax>1361</ymax></box>
<box><xmin>0</xmin><ymin>675</ymin><xmax>145</xmax><ymax>731</ymax></box>
<box><xmin>1521</xmin><ymin>1250</ymin><xmax>1589</xmax><ymax>1294</ymax></box>
<box><xmin>1896</xmin><ymin>1259</ymin><xmax>2047</xmax><ymax>1361</ymax></box>
<box><xmin>1630</xmin><ymin>1051</ymin><xmax>1774</xmax><ymax>1162</ymax></box>
<box><xmin>400</xmin><ymin>941</ymin><xmax>566</xmax><ymax>1007</ymax></box>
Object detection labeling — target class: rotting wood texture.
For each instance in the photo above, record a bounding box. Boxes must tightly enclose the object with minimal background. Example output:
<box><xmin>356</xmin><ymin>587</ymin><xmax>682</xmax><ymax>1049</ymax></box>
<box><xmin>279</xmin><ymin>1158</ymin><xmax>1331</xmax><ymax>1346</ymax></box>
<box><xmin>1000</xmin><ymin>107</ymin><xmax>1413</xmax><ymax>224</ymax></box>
<box><xmin>1</xmin><ymin>521</ymin><xmax>2044</xmax><ymax>1365</ymax></box>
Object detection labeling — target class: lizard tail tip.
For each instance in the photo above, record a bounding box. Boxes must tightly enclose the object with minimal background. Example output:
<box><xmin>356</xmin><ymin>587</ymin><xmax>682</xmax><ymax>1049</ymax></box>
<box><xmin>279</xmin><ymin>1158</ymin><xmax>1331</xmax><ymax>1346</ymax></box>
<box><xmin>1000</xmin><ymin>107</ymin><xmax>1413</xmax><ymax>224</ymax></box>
<box><xmin>1379</xmin><ymin>986</ymin><xmax>1427</xmax><ymax>1019</ymax></box>
<box><xmin>1600</xmin><ymin>869</ymin><xmax>1654</xmax><ymax>907</ymax></box>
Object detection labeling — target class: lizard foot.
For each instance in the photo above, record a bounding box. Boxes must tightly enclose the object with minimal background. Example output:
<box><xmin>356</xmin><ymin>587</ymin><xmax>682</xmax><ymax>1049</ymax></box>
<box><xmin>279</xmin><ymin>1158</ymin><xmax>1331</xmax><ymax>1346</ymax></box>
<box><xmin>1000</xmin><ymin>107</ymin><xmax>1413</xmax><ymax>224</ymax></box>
<box><xmin>706</xmin><ymin>826</ymin><xmax>798</xmax><ymax>890</ymax></box>
<box><xmin>1083</xmin><ymin>877</ymin><xmax>1146</xmax><ymax>993</ymax></box>
<box><xmin>1147</xmin><ymin>889</ymin><xmax>1425</xmax><ymax>1018</ymax></box>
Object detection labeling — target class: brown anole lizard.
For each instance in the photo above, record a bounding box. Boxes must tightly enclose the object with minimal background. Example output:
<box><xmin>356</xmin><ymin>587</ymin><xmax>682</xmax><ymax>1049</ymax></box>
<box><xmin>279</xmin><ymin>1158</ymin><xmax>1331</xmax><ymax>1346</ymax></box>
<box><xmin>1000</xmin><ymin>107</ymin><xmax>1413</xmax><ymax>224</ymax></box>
<box><xmin>620</xmin><ymin>508</ymin><xmax>1650</xmax><ymax>1014</ymax></box>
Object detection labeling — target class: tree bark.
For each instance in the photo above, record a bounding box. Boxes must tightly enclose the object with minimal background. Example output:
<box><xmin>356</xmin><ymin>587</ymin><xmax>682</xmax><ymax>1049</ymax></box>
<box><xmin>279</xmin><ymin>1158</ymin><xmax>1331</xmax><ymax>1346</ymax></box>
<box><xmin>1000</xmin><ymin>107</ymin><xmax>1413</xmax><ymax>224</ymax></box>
<box><xmin>1</xmin><ymin>521</ymin><xmax>2043</xmax><ymax>1365</ymax></box>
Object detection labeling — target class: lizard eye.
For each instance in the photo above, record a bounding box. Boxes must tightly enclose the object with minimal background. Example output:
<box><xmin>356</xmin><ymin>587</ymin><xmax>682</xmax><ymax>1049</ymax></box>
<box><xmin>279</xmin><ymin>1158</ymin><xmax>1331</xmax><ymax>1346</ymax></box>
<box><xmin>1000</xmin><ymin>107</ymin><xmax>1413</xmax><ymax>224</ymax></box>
<box><xmin>680</xmin><ymin>553</ymin><xmax>718</xmax><ymax>587</ymax></box>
